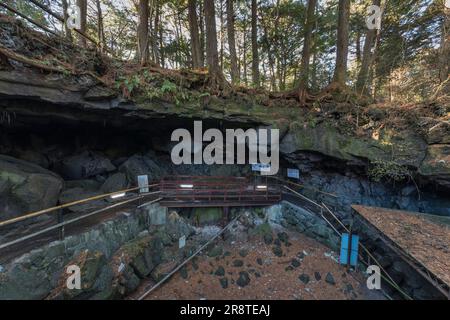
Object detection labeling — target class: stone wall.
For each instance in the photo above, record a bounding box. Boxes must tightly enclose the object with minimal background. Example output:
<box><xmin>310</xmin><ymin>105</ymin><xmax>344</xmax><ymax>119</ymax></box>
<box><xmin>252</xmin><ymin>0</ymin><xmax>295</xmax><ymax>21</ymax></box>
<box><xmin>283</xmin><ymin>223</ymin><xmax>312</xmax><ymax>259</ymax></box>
<box><xmin>265</xmin><ymin>201</ymin><xmax>340</xmax><ymax>251</ymax></box>
<box><xmin>0</xmin><ymin>203</ymin><xmax>193</xmax><ymax>300</ymax></box>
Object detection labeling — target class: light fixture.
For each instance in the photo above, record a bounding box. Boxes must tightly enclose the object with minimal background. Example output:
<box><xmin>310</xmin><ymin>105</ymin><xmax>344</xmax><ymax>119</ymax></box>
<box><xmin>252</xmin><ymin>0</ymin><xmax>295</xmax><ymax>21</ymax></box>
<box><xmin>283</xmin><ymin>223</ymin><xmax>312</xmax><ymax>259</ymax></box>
<box><xmin>256</xmin><ymin>185</ymin><xmax>268</xmax><ymax>190</ymax></box>
<box><xmin>180</xmin><ymin>184</ymin><xmax>194</xmax><ymax>189</ymax></box>
<box><xmin>110</xmin><ymin>192</ymin><xmax>126</xmax><ymax>199</ymax></box>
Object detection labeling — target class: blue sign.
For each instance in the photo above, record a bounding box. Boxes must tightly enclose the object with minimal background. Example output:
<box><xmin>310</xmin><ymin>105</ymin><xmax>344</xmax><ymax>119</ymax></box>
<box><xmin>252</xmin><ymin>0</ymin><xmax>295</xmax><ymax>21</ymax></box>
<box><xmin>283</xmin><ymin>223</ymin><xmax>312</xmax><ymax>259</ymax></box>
<box><xmin>252</xmin><ymin>163</ymin><xmax>271</xmax><ymax>173</ymax></box>
<box><xmin>287</xmin><ymin>168</ymin><xmax>300</xmax><ymax>179</ymax></box>
<box><xmin>340</xmin><ymin>233</ymin><xmax>359</xmax><ymax>267</ymax></box>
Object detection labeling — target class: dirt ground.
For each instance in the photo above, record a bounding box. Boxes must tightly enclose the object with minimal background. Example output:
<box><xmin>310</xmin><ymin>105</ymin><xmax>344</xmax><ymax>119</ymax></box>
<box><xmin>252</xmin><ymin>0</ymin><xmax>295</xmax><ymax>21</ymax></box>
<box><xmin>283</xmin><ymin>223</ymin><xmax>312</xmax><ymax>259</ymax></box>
<box><xmin>135</xmin><ymin>229</ymin><xmax>385</xmax><ymax>300</ymax></box>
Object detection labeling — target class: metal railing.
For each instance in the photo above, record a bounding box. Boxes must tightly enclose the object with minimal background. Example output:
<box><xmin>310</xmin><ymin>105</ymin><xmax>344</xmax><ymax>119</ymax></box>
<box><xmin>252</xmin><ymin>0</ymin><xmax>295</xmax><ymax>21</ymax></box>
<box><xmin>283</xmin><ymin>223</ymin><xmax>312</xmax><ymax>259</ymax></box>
<box><xmin>0</xmin><ymin>183</ymin><xmax>161</xmax><ymax>252</ymax></box>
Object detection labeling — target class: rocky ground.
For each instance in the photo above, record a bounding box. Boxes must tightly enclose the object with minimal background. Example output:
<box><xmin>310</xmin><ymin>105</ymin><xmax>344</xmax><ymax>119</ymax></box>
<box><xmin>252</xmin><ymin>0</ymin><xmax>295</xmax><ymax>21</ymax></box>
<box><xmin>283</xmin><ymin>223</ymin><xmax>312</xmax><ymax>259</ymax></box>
<box><xmin>136</xmin><ymin>229</ymin><xmax>384</xmax><ymax>300</ymax></box>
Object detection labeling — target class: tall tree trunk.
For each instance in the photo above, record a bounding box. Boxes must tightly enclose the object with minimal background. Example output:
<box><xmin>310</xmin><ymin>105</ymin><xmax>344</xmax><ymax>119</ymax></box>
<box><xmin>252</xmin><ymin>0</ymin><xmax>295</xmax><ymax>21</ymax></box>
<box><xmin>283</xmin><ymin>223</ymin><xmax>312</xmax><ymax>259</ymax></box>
<box><xmin>251</xmin><ymin>0</ymin><xmax>260</xmax><ymax>87</ymax></box>
<box><xmin>153</xmin><ymin>2</ymin><xmax>161</xmax><ymax>66</ymax></box>
<box><xmin>199</xmin><ymin>1</ymin><xmax>206</xmax><ymax>66</ymax></box>
<box><xmin>356</xmin><ymin>0</ymin><xmax>381</xmax><ymax>95</ymax></box>
<box><xmin>204</xmin><ymin>0</ymin><xmax>228</xmax><ymax>89</ymax></box>
<box><xmin>61</xmin><ymin>0</ymin><xmax>73</xmax><ymax>41</ymax></box>
<box><xmin>439</xmin><ymin>7</ymin><xmax>450</xmax><ymax>83</ymax></box>
<box><xmin>227</xmin><ymin>0</ymin><xmax>239</xmax><ymax>84</ymax></box>
<box><xmin>356</xmin><ymin>31</ymin><xmax>361</xmax><ymax>64</ymax></box>
<box><xmin>219</xmin><ymin>0</ymin><xmax>225</xmax><ymax>71</ymax></box>
<box><xmin>76</xmin><ymin>0</ymin><xmax>87</xmax><ymax>48</ymax></box>
<box><xmin>242</xmin><ymin>20</ymin><xmax>248</xmax><ymax>86</ymax></box>
<box><xmin>137</xmin><ymin>0</ymin><xmax>150</xmax><ymax>65</ymax></box>
<box><xmin>95</xmin><ymin>0</ymin><xmax>106</xmax><ymax>52</ymax></box>
<box><xmin>159</xmin><ymin>12</ymin><xmax>165</xmax><ymax>67</ymax></box>
<box><xmin>332</xmin><ymin>0</ymin><xmax>350</xmax><ymax>87</ymax></box>
<box><xmin>62</xmin><ymin>0</ymin><xmax>72</xmax><ymax>41</ymax></box>
<box><xmin>188</xmin><ymin>0</ymin><xmax>203</xmax><ymax>68</ymax></box>
<box><xmin>299</xmin><ymin>0</ymin><xmax>317</xmax><ymax>104</ymax></box>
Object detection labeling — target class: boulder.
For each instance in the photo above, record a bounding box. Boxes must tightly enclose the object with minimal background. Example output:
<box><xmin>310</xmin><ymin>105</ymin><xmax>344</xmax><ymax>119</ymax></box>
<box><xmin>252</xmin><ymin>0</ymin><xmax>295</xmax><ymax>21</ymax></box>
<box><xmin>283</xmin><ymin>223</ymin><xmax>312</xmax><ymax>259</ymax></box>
<box><xmin>60</xmin><ymin>151</ymin><xmax>115</xmax><ymax>180</ymax></box>
<box><xmin>100</xmin><ymin>173</ymin><xmax>128</xmax><ymax>193</ymax></box>
<box><xmin>110</xmin><ymin>235</ymin><xmax>163</xmax><ymax>295</ymax></box>
<box><xmin>65</xmin><ymin>179</ymin><xmax>101</xmax><ymax>191</ymax></box>
<box><xmin>0</xmin><ymin>155</ymin><xmax>63</xmax><ymax>221</ymax></box>
<box><xmin>47</xmin><ymin>250</ymin><xmax>109</xmax><ymax>300</ymax></box>
<box><xmin>419</xmin><ymin>144</ymin><xmax>450</xmax><ymax>189</ymax></box>
<box><xmin>165</xmin><ymin>211</ymin><xmax>195</xmax><ymax>242</ymax></box>
<box><xmin>59</xmin><ymin>188</ymin><xmax>105</xmax><ymax>212</ymax></box>
<box><xmin>119</xmin><ymin>154</ymin><xmax>166</xmax><ymax>185</ymax></box>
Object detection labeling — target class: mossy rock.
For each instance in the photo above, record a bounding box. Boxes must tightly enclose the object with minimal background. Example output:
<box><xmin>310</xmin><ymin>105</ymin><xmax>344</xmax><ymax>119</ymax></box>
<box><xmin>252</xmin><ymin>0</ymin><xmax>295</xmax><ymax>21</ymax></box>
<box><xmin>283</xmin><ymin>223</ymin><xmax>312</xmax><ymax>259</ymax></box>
<box><xmin>193</xmin><ymin>207</ymin><xmax>223</xmax><ymax>225</ymax></box>
<box><xmin>250</xmin><ymin>222</ymin><xmax>272</xmax><ymax>237</ymax></box>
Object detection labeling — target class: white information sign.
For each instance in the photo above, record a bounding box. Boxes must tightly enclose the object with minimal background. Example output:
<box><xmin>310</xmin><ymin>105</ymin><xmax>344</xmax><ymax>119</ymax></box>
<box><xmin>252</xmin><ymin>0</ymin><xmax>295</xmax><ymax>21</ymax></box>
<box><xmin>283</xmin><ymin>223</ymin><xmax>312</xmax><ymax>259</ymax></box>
<box><xmin>138</xmin><ymin>175</ymin><xmax>149</xmax><ymax>193</ymax></box>
<box><xmin>179</xmin><ymin>236</ymin><xmax>186</xmax><ymax>249</ymax></box>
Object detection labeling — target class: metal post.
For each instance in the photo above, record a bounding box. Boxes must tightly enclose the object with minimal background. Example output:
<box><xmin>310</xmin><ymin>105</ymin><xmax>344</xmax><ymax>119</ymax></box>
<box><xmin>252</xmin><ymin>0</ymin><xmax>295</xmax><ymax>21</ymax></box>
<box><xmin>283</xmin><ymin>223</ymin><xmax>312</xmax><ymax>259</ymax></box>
<box><xmin>57</xmin><ymin>210</ymin><xmax>65</xmax><ymax>240</ymax></box>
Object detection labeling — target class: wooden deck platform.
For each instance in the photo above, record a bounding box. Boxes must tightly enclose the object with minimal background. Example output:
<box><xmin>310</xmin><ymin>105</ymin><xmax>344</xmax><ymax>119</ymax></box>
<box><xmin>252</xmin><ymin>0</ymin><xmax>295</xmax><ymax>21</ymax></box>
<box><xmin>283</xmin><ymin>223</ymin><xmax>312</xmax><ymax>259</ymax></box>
<box><xmin>352</xmin><ymin>205</ymin><xmax>450</xmax><ymax>298</ymax></box>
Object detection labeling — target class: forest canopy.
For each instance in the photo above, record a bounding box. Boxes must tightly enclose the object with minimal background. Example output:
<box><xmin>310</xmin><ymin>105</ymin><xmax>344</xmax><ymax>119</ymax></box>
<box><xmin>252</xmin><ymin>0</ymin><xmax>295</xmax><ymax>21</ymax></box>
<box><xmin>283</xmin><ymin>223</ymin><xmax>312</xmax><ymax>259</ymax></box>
<box><xmin>0</xmin><ymin>0</ymin><xmax>449</xmax><ymax>105</ymax></box>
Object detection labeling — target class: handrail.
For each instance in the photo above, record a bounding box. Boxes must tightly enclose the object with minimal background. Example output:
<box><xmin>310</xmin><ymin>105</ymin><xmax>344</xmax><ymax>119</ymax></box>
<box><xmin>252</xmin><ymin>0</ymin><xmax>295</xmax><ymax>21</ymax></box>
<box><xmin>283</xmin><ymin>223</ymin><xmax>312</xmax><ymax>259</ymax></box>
<box><xmin>282</xmin><ymin>187</ymin><xmax>413</xmax><ymax>300</ymax></box>
<box><xmin>0</xmin><ymin>184</ymin><xmax>160</xmax><ymax>228</ymax></box>
<box><xmin>0</xmin><ymin>196</ymin><xmax>162</xmax><ymax>251</ymax></box>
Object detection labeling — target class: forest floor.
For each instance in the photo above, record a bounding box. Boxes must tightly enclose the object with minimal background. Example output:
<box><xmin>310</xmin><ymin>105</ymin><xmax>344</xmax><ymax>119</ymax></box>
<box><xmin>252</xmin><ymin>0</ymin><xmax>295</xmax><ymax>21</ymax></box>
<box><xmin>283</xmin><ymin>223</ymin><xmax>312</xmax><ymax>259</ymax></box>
<box><xmin>132</xmin><ymin>229</ymin><xmax>385</xmax><ymax>300</ymax></box>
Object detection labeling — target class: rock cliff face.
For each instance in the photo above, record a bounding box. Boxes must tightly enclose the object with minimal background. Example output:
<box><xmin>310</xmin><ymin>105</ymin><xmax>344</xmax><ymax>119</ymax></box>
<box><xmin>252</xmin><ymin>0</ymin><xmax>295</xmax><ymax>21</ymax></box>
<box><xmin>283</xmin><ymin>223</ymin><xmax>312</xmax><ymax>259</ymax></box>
<box><xmin>0</xmin><ymin>68</ymin><xmax>448</xmax><ymax>222</ymax></box>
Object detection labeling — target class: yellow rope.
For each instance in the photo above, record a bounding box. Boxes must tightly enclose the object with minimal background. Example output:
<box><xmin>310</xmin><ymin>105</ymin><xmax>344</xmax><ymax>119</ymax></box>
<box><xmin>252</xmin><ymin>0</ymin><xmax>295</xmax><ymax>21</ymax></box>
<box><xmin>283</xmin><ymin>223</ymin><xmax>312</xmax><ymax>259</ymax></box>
<box><xmin>0</xmin><ymin>184</ymin><xmax>160</xmax><ymax>228</ymax></box>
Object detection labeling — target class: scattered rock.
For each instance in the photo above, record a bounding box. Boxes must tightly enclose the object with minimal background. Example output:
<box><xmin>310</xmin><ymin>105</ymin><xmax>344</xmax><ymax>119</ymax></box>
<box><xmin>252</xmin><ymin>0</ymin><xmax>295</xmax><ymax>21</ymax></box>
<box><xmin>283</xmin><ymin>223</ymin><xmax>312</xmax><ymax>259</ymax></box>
<box><xmin>180</xmin><ymin>266</ymin><xmax>188</xmax><ymax>279</ymax></box>
<box><xmin>263</xmin><ymin>233</ymin><xmax>274</xmax><ymax>245</ymax></box>
<box><xmin>344</xmin><ymin>283</ymin><xmax>354</xmax><ymax>294</ymax></box>
<box><xmin>239</xmin><ymin>249</ymin><xmax>249</xmax><ymax>258</ymax></box>
<box><xmin>291</xmin><ymin>259</ymin><xmax>301</xmax><ymax>268</ymax></box>
<box><xmin>214</xmin><ymin>266</ymin><xmax>225</xmax><ymax>277</ymax></box>
<box><xmin>220</xmin><ymin>277</ymin><xmax>229</xmax><ymax>289</ymax></box>
<box><xmin>314</xmin><ymin>272</ymin><xmax>322</xmax><ymax>281</ymax></box>
<box><xmin>277</xmin><ymin>232</ymin><xmax>289</xmax><ymax>244</ymax></box>
<box><xmin>325</xmin><ymin>273</ymin><xmax>336</xmax><ymax>285</ymax></box>
<box><xmin>256</xmin><ymin>258</ymin><xmax>263</xmax><ymax>266</ymax></box>
<box><xmin>233</xmin><ymin>260</ymin><xmax>244</xmax><ymax>267</ymax></box>
<box><xmin>272</xmin><ymin>246</ymin><xmax>283</xmax><ymax>257</ymax></box>
<box><xmin>299</xmin><ymin>274</ymin><xmax>310</xmax><ymax>285</ymax></box>
<box><xmin>236</xmin><ymin>271</ymin><xmax>251</xmax><ymax>287</ymax></box>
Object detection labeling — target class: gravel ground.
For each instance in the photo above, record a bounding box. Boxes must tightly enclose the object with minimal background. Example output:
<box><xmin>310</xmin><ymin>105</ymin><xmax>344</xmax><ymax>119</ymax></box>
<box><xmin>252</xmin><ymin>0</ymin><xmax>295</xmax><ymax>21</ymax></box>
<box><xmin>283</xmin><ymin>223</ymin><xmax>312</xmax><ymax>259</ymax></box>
<box><xmin>134</xmin><ymin>229</ymin><xmax>386</xmax><ymax>300</ymax></box>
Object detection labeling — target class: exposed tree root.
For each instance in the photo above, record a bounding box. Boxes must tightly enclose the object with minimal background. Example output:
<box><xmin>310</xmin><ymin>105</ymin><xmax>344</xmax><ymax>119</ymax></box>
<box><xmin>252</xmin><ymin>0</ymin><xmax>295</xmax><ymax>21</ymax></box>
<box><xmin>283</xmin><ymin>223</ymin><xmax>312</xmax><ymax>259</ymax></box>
<box><xmin>0</xmin><ymin>47</ymin><xmax>109</xmax><ymax>86</ymax></box>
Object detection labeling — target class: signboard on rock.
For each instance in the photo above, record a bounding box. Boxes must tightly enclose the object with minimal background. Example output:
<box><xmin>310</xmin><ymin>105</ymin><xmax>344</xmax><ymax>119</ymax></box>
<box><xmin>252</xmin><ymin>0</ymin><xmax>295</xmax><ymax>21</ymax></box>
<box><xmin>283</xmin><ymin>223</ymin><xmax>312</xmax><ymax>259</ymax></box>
<box><xmin>179</xmin><ymin>236</ymin><xmax>186</xmax><ymax>249</ymax></box>
<box><xmin>138</xmin><ymin>175</ymin><xmax>149</xmax><ymax>193</ymax></box>
<box><xmin>252</xmin><ymin>163</ymin><xmax>271</xmax><ymax>173</ymax></box>
<box><xmin>287</xmin><ymin>168</ymin><xmax>300</xmax><ymax>179</ymax></box>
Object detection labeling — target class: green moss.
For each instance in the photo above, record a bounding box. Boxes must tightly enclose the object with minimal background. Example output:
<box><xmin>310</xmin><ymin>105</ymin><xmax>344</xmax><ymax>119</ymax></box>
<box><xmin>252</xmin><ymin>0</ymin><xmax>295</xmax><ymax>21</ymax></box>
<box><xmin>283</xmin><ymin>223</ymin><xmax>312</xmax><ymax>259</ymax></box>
<box><xmin>193</xmin><ymin>207</ymin><xmax>223</xmax><ymax>225</ymax></box>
